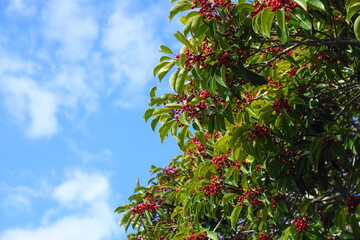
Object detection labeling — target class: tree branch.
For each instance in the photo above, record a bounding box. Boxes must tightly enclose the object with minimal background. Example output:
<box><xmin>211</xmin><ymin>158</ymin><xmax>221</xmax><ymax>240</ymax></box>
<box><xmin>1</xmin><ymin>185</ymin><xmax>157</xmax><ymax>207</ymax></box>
<box><xmin>241</xmin><ymin>38</ymin><xmax>360</xmax><ymax>47</ymax></box>
<box><xmin>256</xmin><ymin>43</ymin><xmax>301</xmax><ymax>72</ymax></box>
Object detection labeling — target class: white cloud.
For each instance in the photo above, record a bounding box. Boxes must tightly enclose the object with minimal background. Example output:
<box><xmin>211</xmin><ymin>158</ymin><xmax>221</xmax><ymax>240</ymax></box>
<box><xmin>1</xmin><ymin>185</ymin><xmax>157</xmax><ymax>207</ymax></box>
<box><xmin>0</xmin><ymin>0</ymin><xmax>176</xmax><ymax>138</ymax></box>
<box><xmin>0</xmin><ymin>76</ymin><xmax>59</xmax><ymax>139</ymax></box>
<box><xmin>0</xmin><ymin>51</ymin><xmax>34</xmax><ymax>74</ymax></box>
<box><xmin>6</xmin><ymin>0</ymin><xmax>36</xmax><ymax>16</ymax></box>
<box><xmin>42</xmin><ymin>0</ymin><xmax>99</xmax><ymax>61</ymax></box>
<box><xmin>50</xmin><ymin>66</ymin><xmax>99</xmax><ymax>114</ymax></box>
<box><xmin>102</xmin><ymin>1</ymin><xmax>162</xmax><ymax>106</ymax></box>
<box><xmin>53</xmin><ymin>170</ymin><xmax>109</xmax><ymax>206</ymax></box>
<box><xmin>1</xmin><ymin>186</ymin><xmax>41</xmax><ymax>212</ymax></box>
<box><xmin>0</xmin><ymin>170</ymin><xmax>121</xmax><ymax>240</ymax></box>
<box><xmin>69</xmin><ymin>144</ymin><xmax>113</xmax><ymax>163</ymax></box>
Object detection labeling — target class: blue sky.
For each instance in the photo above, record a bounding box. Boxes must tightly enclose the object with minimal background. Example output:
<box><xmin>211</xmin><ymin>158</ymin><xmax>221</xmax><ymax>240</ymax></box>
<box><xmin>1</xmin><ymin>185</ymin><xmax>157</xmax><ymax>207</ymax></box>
<box><xmin>0</xmin><ymin>0</ymin><xmax>181</xmax><ymax>239</ymax></box>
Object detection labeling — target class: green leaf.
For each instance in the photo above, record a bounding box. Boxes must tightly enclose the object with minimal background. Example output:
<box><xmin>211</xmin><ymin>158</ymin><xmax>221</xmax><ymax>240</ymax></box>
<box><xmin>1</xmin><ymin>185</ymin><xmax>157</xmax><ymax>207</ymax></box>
<box><xmin>354</xmin><ymin>15</ymin><xmax>360</xmax><ymax>41</ymax></box>
<box><xmin>252</xmin><ymin>11</ymin><xmax>261</xmax><ymax>34</ymax></box>
<box><xmin>280</xmin><ymin>226</ymin><xmax>292</xmax><ymax>240</ymax></box>
<box><xmin>149</xmin><ymin>97</ymin><xmax>165</xmax><ymax>106</ymax></box>
<box><xmin>306</xmin><ymin>230</ymin><xmax>326</xmax><ymax>240</ymax></box>
<box><xmin>290</xmin><ymin>8</ymin><xmax>312</xmax><ymax>30</ymax></box>
<box><xmin>143</xmin><ymin>108</ymin><xmax>155</xmax><ymax>122</ymax></box>
<box><xmin>214</xmin><ymin>136</ymin><xmax>231</xmax><ymax>154</ymax></box>
<box><xmin>152</xmin><ymin>107</ymin><xmax>172</xmax><ymax>116</ymax></box>
<box><xmin>174</xmin><ymin>31</ymin><xmax>193</xmax><ymax>49</ymax></box>
<box><xmin>293</xmin><ymin>0</ymin><xmax>307</xmax><ymax>10</ymax></box>
<box><xmin>169</xmin><ymin>1</ymin><xmax>191</xmax><ymax>21</ymax></box>
<box><xmin>350</xmin><ymin>213</ymin><xmax>360</xmax><ymax>236</ymax></box>
<box><xmin>114</xmin><ymin>204</ymin><xmax>130</xmax><ymax>213</ymax></box>
<box><xmin>276</xmin><ymin>8</ymin><xmax>288</xmax><ymax>44</ymax></box>
<box><xmin>191</xmin><ymin>15</ymin><xmax>203</xmax><ymax>36</ymax></box>
<box><xmin>214</xmin><ymin>67</ymin><xmax>227</xmax><ymax>87</ymax></box>
<box><xmin>177</xmin><ymin>125</ymin><xmax>188</xmax><ymax>147</ymax></box>
<box><xmin>346</xmin><ymin>0</ymin><xmax>360</xmax><ymax>11</ymax></box>
<box><xmin>176</xmin><ymin>70</ymin><xmax>188</xmax><ymax>93</ymax></box>
<box><xmin>339</xmin><ymin>232</ymin><xmax>355</xmax><ymax>239</ymax></box>
<box><xmin>222</xmin><ymin>193</ymin><xmax>239</xmax><ymax>205</ymax></box>
<box><xmin>154</xmin><ymin>61</ymin><xmax>171</xmax><ymax>76</ymax></box>
<box><xmin>346</xmin><ymin>2</ymin><xmax>360</xmax><ymax>21</ymax></box>
<box><xmin>207</xmin><ymin>231</ymin><xmax>219</xmax><ymax>240</ymax></box>
<box><xmin>241</xmin><ymin>175</ymin><xmax>249</xmax><ymax>190</ymax></box>
<box><xmin>289</xmin><ymin>96</ymin><xmax>306</xmax><ymax>105</ymax></box>
<box><xmin>159</xmin><ymin>45</ymin><xmax>174</xmax><ymax>55</ymax></box>
<box><xmin>160</xmin><ymin>55</ymin><xmax>173</xmax><ymax>62</ymax></box>
<box><xmin>159</xmin><ymin>120</ymin><xmax>177</xmax><ymax>143</ymax></box>
<box><xmin>259</xmin><ymin>7</ymin><xmax>275</xmax><ymax>38</ymax></box>
<box><xmin>300</xmin><ymin>199</ymin><xmax>312</xmax><ymax>215</ymax></box>
<box><xmin>158</xmin><ymin>61</ymin><xmax>176</xmax><ymax>81</ymax></box>
<box><xmin>278</xmin><ymin>199</ymin><xmax>289</xmax><ymax>213</ymax></box>
<box><xmin>178</xmin><ymin>111</ymin><xmax>189</xmax><ymax>125</ymax></box>
<box><xmin>170</xmin><ymin>69</ymin><xmax>180</xmax><ymax>91</ymax></box>
<box><xmin>166</xmin><ymin>103</ymin><xmax>183</xmax><ymax>109</ymax></box>
<box><xmin>231</xmin><ymin>205</ymin><xmax>243</xmax><ymax>230</ymax></box>
<box><xmin>149</xmin><ymin>86</ymin><xmax>157</xmax><ymax>97</ymax></box>
<box><xmin>231</xmin><ymin>64</ymin><xmax>267</xmax><ymax>86</ymax></box>
<box><xmin>306</xmin><ymin>0</ymin><xmax>326</xmax><ymax>12</ymax></box>
<box><xmin>335</xmin><ymin>206</ymin><xmax>347</xmax><ymax>230</ymax></box>
<box><xmin>156</xmin><ymin>208</ymin><xmax>168</xmax><ymax>221</ymax></box>
<box><xmin>151</xmin><ymin>115</ymin><xmax>161</xmax><ymax>131</ymax></box>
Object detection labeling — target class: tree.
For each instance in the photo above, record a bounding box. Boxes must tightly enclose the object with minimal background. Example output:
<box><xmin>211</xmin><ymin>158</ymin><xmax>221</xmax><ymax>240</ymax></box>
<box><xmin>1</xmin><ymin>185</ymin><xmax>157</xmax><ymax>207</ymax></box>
<box><xmin>116</xmin><ymin>0</ymin><xmax>360</xmax><ymax>239</ymax></box>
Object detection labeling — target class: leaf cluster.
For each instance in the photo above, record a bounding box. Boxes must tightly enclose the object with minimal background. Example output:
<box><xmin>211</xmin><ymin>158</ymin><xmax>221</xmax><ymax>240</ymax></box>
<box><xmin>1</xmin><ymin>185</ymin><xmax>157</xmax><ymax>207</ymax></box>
<box><xmin>117</xmin><ymin>0</ymin><xmax>360</xmax><ymax>239</ymax></box>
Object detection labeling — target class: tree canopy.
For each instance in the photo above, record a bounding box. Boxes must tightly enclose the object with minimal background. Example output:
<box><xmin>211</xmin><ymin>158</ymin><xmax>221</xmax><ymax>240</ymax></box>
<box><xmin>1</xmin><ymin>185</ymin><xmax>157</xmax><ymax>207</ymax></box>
<box><xmin>116</xmin><ymin>0</ymin><xmax>360</xmax><ymax>239</ymax></box>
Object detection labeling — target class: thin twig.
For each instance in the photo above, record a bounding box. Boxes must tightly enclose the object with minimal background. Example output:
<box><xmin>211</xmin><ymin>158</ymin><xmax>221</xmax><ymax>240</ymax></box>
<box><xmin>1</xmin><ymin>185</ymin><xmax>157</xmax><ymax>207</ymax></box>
<box><xmin>335</xmin><ymin>92</ymin><xmax>360</xmax><ymax>120</ymax></box>
<box><xmin>213</xmin><ymin>215</ymin><xmax>224</xmax><ymax>232</ymax></box>
<box><xmin>238</xmin><ymin>38</ymin><xmax>360</xmax><ymax>47</ymax></box>
<box><xmin>257</xmin><ymin>43</ymin><xmax>301</xmax><ymax>72</ymax></box>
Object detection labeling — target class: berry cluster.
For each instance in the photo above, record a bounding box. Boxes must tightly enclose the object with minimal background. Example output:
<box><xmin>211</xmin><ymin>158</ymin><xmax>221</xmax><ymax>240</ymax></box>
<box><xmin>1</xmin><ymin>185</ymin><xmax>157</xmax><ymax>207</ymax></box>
<box><xmin>293</xmin><ymin>215</ymin><xmax>309</xmax><ymax>232</ymax></box>
<box><xmin>247</xmin><ymin>124</ymin><xmax>271</xmax><ymax>141</ymax></box>
<box><xmin>184</xmin><ymin>49</ymin><xmax>209</xmax><ymax>69</ymax></box>
<box><xmin>288</xmin><ymin>66</ymin><xmax>300</xmax><ymax>76</ymax></box>
<box><xmin>211</xmin><ymin>154</ymin><xmax>230</xmax><ymax>171</ymax></box>
<box><xmin>171</xmin><ymin>89</ymin><xmax>226</xmax><ymax>124</ymax></box>
<box><xmin>162</xmin><ymin>166</ymin><xmax>178</xmax><ymax>175</ymax></box>
<box><xmin>271</xmin><ymin>192</ymin><xmax>286</xmax><ymax>207</ymax></box>
<box><xmin>183</xmin><ymin>47</ymin><xmax>232</xmax><ymax>70</ymax></box>
<box><xmin>171</xmin><ymin>92</ymin><xmax>208</xmax><ymax>121</ymax></box>
<box><xmin>205</xmin><ymin>130</ymin><xmax>221</xmax><ymax>140</ymax></box>
<box><xmin>312</xmin><ymin>47</ymin><xmax>346</xmax><ymax>68</ymax></box>
<box><xmin>200</xmin><ymin>174</ymin><xmax>223</xmax><ymax>196</ymax></box>
<box><xmin>238</xmin><ymin>187</ymin><xmax>263</xmax><ymax>207</ymax></box>
<box><xmin>321</xmin><ymin>137</ymin><xmax>338</xmax><ymax>146</ymax></box>
<box><xmin>183</xmin><ymin>232</ymin><xmax>207</xmax><ymax>240</ymax></box>
<box><xmin>191</xmin><ymin>0</ymin><xmax>232</xmax><ymax>20</ymax></box>
<box><xmin>188</xmin><ymin>136</ymin><xmax>209</xmax><ymax>158</ymax></box>
<box><xmin>266</xmin><ymin>77</ymin><xmax>282</xmax><ymax>93</ymax></box>
<box><xmin>231</xmin><ymin>90</ymin><xmax>259</xmax><ymax>113</ymax></box>
<box><xmin>344</xmin><ymin>195</ymin><xmax>360</xmax><ymax>213</ymax></box>
<box><xmin>131</xmin><ymin>202</ymin><xmax>158</xmax><ymax>215</ymax></box>
<box><xmin>251</xmin><ymin>0</ymin><xmax>298</xmax><ymax>16</ymax></box>
<box><xmin>254</xmin><ymin>164</ymin><xmax>263</xmax><ymax>172</ymax></box>
<box><xmin>277</xmin><ymin>147</ymin><xmax>298</xmax><ymax>166</ymax></box>
<box><xmin>259</xmin><ymin>233</ymin><xmax>273</xmax><ymax>240</ymax></box>
<box><xmin>272</xmin><ymin>97</ymin><xmax>291</xmax><ymax>114</ymax></box>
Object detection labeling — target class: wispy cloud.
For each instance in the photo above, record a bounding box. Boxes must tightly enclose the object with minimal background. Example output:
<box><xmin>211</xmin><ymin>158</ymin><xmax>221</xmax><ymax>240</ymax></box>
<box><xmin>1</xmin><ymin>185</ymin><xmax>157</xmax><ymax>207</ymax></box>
<box><xmin>0</xmin><ymin>170</ymin><xmax>121</xmax><ymax>240</ymax></box>
<box><xmin>1</xmin><ymin>186</ymin><xmax>42</xmax><ymax>212</ymax></box>
<box><xmin>0</xmin><ymin>76</ymin><xmax>59</xmax><ymax>138</ymax></box>
<box><xmin>69</xmin><ymin>144</ymin><xmax>113</xmax><ymax>163</ymax></box>
<box><xmin>101</xmin><ymin>1</ymin><xmax>163</xmax><ymax>107</ymax></box>
<box><xmin>0</xmin><ymin>0</ymin><xmax>174</xmax><ymax>138</ymax></box>
<box><xmin>42</xmin><ymin>0</ymin><xmax>99</xmax><ymax>62</ymax></box>
<box><xmin>6</xmin><ymin>0</ymin><xmax>36</xmax><ymax>16</ymax></box>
